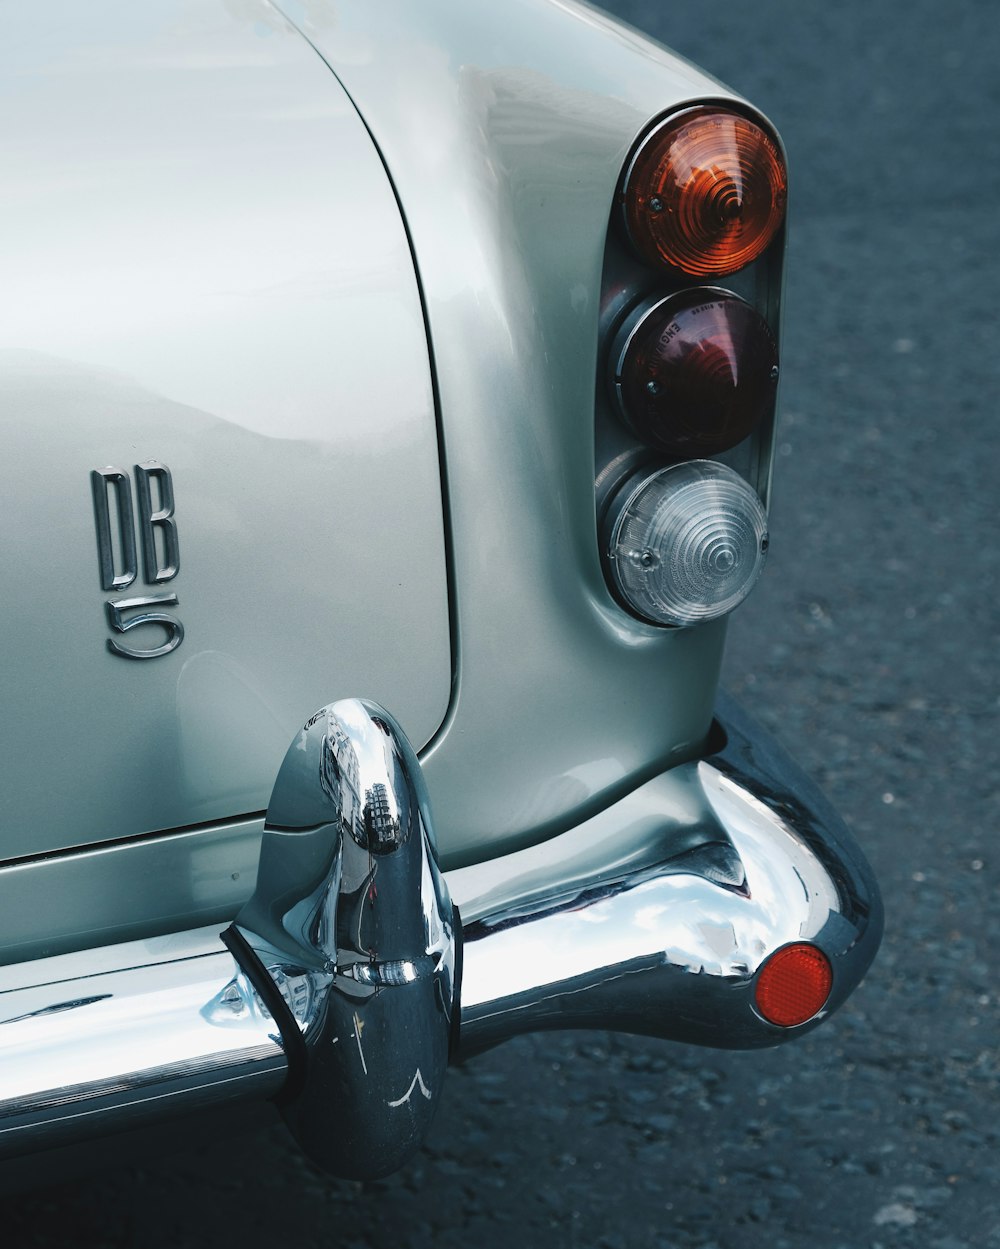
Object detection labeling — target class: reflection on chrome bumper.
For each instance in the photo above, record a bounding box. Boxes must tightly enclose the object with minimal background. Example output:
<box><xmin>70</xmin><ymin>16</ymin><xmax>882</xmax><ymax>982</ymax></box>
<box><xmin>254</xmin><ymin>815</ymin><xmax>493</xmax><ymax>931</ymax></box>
<box><xmin>452</xmin><ymin>692</ymin><xmax>881</xmax><ymax>1057</ymax></box>
<box><xmin>0</xmin><ymin>694</ymin><xmax>881</xmax><ymax>1177</ymax></box>
<box><xmin>223</xmin><ymin>699</ymin><xmax>459</xmax><ymax>1181</ymax></box>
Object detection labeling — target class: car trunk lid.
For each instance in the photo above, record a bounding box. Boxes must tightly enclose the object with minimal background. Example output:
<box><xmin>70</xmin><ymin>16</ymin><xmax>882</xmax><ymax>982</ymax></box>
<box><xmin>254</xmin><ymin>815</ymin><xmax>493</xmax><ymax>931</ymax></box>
<box><xmin>0</xmin><ymin>4</ymin><xmax>451</xmax><ymax>859</ymax></box>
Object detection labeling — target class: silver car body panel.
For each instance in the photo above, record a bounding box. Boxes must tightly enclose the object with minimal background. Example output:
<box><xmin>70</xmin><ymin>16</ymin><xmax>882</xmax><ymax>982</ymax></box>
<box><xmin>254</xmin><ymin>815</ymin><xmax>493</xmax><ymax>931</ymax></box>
<box><xmin>0</xmin><ymin>0</ymin><xmax>778</xmax><ymax>943</ymax></box>
<box><xmin>280</xmin><ymin>0</ymin><xmax>748</xmax><ymax>861</ymax></box>
<box><xmin>0</xmin><ymin>2</ymin><xmax>450</xmax><ymax>859</ymax></box>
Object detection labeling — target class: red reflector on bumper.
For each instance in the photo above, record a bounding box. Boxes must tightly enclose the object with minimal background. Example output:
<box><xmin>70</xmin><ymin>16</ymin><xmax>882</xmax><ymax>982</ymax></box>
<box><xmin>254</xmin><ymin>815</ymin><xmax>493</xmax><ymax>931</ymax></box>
<box><xmin>755</xmin><ymin>943</ymin><xmax>833</xmax><ymax>1027</ymax></box>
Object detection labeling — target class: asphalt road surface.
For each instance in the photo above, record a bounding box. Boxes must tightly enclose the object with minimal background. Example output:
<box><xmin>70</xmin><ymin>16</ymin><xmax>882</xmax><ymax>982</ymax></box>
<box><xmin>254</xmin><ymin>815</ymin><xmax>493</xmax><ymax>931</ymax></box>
<box><xmin>5</xmin><ymin>1</ymin><xmax>998</xmax><ymax>1245</ymax></box>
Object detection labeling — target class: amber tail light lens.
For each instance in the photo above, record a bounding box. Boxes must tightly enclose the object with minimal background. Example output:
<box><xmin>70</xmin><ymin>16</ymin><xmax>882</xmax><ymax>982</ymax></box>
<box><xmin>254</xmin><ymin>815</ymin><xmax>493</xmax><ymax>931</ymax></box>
<box><xmin>611</xmin><ymin>289</ymin><xmax>777</xmax><ymax>456</ymax></box>
<box><xmin>622</xmin><ymin>106</ymin><xmax>787</xmax><ymax>278</ymax></box>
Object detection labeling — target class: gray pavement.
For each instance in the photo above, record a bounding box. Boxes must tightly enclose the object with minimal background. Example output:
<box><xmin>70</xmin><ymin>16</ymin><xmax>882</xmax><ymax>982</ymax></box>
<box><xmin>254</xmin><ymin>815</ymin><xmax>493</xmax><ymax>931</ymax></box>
<box><xmin>5</xmin><ymin>1</ymin><xmax>999</xmax><ymax>1245</ymax></box>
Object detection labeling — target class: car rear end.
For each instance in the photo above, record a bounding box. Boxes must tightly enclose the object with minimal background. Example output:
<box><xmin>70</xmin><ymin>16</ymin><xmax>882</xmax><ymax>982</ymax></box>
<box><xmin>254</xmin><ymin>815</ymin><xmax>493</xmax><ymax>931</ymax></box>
<box><xmin>0</xmin><ymin>0</ymin><xmax>881</xmax><ymax>1184</ymax></box>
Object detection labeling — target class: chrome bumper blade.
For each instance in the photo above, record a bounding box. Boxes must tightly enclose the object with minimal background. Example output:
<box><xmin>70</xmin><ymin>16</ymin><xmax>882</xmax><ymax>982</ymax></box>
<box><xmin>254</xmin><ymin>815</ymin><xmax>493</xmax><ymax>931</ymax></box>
<box><xmin>453</xmin><ymin>693</ymin><xmax>881</xmax><ymax>1057</ymax></box>
<box><xmin>0</xmin><ymin>695</ymin><xmax>881</xmax><ymax>1177</ymax></box>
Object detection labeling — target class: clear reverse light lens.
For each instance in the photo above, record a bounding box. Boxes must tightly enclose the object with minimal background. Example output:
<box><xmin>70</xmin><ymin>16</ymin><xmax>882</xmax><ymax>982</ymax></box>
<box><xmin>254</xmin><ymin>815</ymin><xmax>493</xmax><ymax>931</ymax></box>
<box><xmin>606</xmin><ymin>461</ymin><xmax>768</xmax><ymax>627</ymax></box>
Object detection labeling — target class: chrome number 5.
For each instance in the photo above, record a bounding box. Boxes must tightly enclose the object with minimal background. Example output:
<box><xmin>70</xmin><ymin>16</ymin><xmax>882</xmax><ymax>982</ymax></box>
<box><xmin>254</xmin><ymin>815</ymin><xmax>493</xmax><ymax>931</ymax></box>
<box><xmin>105</xmin><ymin>594</ymin><xmax>185</xmax><ymax>660</ymax></box>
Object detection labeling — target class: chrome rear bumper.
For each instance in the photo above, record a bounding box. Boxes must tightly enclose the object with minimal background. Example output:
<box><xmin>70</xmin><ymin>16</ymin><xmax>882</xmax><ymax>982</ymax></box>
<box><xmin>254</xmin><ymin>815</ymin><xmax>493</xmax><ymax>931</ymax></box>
<box><xmin>0</xmin><ymin>696</ymin><xmax>881</xmax><ymax>1177</ymax></box>
<box><xmin>454</xmin><ymin>693</ymin><xmax>881</xmax><ymax>1057</ymax></box>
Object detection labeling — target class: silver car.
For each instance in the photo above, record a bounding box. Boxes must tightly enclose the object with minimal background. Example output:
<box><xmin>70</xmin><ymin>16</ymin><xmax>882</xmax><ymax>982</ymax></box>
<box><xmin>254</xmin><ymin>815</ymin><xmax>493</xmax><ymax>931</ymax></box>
<box><xmin>0</xmin><ymin>0</ymin><xmax>881</xmax><ymax>1182</ymax></box>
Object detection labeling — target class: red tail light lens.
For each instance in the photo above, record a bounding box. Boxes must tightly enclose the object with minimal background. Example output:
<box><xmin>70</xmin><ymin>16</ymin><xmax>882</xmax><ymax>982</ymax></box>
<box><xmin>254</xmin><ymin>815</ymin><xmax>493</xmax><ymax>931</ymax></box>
<box><xmin>622</xmin><ymin>106</ymin><xmax>787</xmax><ymax>277</ymax></box>
<box><xmin>611</xmin><ymin>289</ymin><xmax>777</xmax><ymax>456</ymax></box>
<box><xmin>755</xmin><ymin>944</ymin><xmax>833</xmax><ymax>1027</ymax></box>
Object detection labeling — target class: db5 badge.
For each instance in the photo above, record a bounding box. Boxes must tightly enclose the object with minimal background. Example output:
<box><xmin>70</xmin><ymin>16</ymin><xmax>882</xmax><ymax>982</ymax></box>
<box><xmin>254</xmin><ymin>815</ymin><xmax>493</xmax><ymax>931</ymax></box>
<box><xmin>90</xmin><ymin>461</ymin><xmax>183</xmax><ymax>659</ymax></box>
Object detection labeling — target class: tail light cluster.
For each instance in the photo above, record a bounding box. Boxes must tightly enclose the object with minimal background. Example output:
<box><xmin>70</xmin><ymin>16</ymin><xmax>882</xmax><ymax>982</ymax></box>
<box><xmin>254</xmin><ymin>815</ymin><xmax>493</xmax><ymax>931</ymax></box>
<box><xmin>598</xmin><ymin>103</ymin><xmax>787</xmax><ymax>628</ymax></box>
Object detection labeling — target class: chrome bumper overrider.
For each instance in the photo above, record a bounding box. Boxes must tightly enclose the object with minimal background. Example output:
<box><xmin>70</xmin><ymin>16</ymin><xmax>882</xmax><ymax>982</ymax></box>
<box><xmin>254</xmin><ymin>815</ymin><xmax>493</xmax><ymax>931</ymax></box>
<box><xmin>0</xmin><ymin>697</ymin><xmax>881</xmax><ymax>1178</ymax></box>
